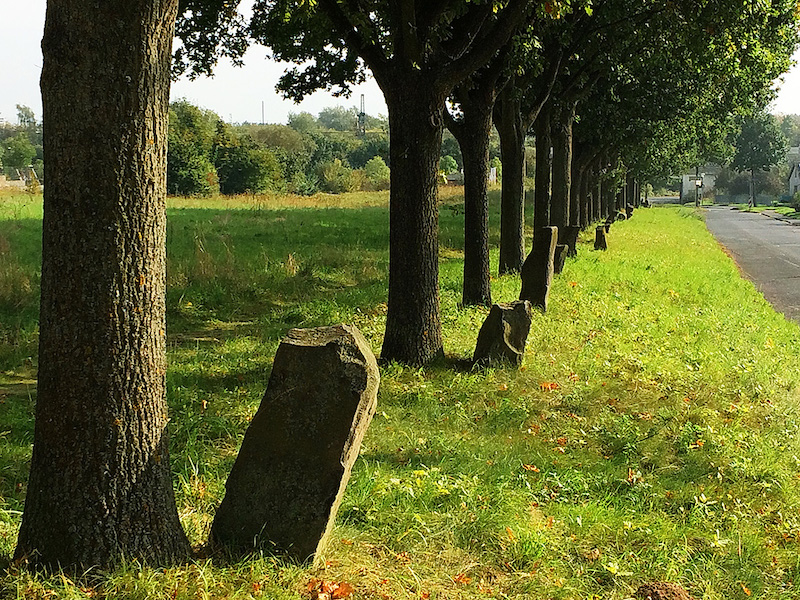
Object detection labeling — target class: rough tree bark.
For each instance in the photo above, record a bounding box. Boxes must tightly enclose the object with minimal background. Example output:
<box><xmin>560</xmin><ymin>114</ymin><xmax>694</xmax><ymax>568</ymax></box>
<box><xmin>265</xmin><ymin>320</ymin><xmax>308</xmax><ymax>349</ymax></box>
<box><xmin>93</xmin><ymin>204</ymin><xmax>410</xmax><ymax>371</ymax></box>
<box><xmin>550</xmin><ymin>100</ymin><xmax>575</xmax><ymax>239</ymax></box>
<box><xmin>533</xmin><ymin>105</ymin><xmax>553</xmax><ymax>231</ymax></box>
<box><xmin>494</xmin><ymin>88</ymin><xmax>527</xmax><ymax>274</ymax></box>
<box><xmin>570</xmin><ymin>159</ymin><xmax>583</xmax><ymax>229</ymax></box>
<box><xmin>379</xmin><ymin>78</ymin><xmax>447</xmax><ymax>365</ymax></box>
<box><xmin>446</xmin><ymin>68</ymin><xmax>501</xmax><ymax>307</ymax></box>
<box><xmin>14</xmin><ymin>0</ymin><xmax>190</xmax><ymax>570</ymax></box>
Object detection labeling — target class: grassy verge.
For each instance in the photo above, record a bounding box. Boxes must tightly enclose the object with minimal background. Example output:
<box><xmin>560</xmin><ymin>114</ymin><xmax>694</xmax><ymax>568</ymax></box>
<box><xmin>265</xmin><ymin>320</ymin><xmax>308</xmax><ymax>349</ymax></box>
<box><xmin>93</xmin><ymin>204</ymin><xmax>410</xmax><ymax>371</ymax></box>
<box><xmin>2</xmin><ymin>190</ymin><xmax>800</xmax><ymax>599</ymax></box>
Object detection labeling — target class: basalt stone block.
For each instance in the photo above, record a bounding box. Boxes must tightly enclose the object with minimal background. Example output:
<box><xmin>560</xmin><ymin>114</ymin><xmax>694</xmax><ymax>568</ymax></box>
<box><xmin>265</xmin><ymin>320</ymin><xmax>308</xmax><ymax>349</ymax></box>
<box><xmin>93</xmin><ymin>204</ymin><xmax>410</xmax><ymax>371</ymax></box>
<box><xmin>520</xmin><ymin>226</ymin><xmax>558</xmax><ymax>311</ymax></box>
<box><xmin>210</xmin><ymin>325</ymin><xmax>379</xmax><ymax>564</ymax></box>
<box><xmin>473</xmin><ymin>300</ymin><xmax>532</xmax><ymax>367</ymax></box>
<box><xmin>594</xmin><ymin>226</ymin><xmax>608</xmax><ymax>251</ymax></box>
<box><xmin>553</xmin><ymin>244</ymin><xmax>568</xmax><ymax>274</ymax></box>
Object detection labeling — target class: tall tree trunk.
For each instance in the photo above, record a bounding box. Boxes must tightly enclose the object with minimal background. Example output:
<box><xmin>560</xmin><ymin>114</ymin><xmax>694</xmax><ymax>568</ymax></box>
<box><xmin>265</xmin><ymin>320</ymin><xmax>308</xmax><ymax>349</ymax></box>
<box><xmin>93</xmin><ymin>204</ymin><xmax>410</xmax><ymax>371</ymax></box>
<box><xmin>494</xmin><ymin>88</ymin><xmax>526</xmax><ymax>274</ymax></box>
<box><xmin>592</xmin><ymin>159</ymin><xmax>603</xmax><ymax>222</ymax></box>
<box><xmin>380</xmin><ymin>79</ymin><xmax>446</xmax><ymax>365</ymax></box>
<box><xmin>570</xmin><ymin>142</ymin><xmax>582</xmax><ymax>228</ymax></box>
<box><xmin>15</xmin><ymin>0</ymin><xmax>190</xmax><ymax>570</ymax></box>
<box><xmin>601</xmin><ymin>165</ymin><xmax>615</xmax><ymax>220</ymax></box>
<box><xmin>447</xmin><ymin>82</ymin><xmax>496</xmax><ymax>307</ymax></box>
<box><xmin>533</xmin><ymin>107</ymin><xmax>552</xmax><ymax>229</ymax></box>
<box><xmin>550</xmin><ymin>101</ymin><xmax>574</xmax><ymax>237</ymax></box>
<box><xmin>626</xmin><ymin>175</ymin><xmax>636</xmax><ymax>210</ymax></box>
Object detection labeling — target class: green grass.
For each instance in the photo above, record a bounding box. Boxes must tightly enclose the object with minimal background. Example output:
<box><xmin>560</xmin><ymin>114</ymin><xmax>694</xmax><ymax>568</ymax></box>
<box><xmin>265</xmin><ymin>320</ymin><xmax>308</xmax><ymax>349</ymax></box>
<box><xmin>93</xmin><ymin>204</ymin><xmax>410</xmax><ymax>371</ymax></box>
<box><xmin>2</xmin><ymin>189</ymin><xmax>800</xmax><ymax>599</ymax></box>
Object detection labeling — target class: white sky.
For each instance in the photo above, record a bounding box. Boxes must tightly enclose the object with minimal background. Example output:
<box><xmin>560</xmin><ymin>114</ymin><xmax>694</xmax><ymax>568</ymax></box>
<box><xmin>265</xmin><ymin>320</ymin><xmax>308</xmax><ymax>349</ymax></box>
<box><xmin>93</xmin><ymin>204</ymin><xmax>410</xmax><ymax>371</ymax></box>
<box><xmin>1</xmin><ymin>0</ymin><xmax>798</xmax><ymax>126</ymax></box>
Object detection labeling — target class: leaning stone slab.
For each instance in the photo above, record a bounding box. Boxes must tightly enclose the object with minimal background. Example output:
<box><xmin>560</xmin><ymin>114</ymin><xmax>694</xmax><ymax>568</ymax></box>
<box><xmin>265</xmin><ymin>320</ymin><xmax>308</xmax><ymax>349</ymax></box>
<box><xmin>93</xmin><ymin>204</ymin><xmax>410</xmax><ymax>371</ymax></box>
<box><xmin>553</xmin><ymin>244</ymin><xmax>568</xmax><ymax>274</ymax></box>
<box><xmin>520</xmin><ymin>226</ymin><xmax>558</xmax><ymax>311</ymax></box>
<box><xmin>473</xmin><ymin>300</ymin><xmax>532</xmax><ymax>367</ymax></box>
<box><xmin>209</xmin><ymin>325</ymin><xmax>379</xmax><ymax>564</ymax></box>
<box><xmin>594</xmin><ymin>226</ymin><xmax>608</xmax><ymax>251</ymax></box>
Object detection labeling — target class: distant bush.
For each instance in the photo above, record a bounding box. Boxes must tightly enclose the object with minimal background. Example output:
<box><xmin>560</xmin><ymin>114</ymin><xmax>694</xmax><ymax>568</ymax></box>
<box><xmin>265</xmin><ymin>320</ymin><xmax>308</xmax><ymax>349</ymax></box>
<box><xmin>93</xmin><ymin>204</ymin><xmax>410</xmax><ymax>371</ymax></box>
<box><xmin>364</xmin><ymin>156</ymin><xmax>390</xmax><ymax>190</ymax></box>
<box><xmin>3</xmin><ymin>133</ymin><xmax>36</xmax><ymax>174</ymax></box>
<box><xmin>167</xmin><ymin>142</ymin><xmax>218</xmax><ymax>196</ymax></box>
<box><xmin>317</xmin><ymin>159</ymin><xmax>362</xmax><ymax>193</ymax></box>
<box><xmin>289</xmin><ymin>171</ymin><xmax>319</xmax><ymax>196</ymax></box>
<box><xmin>215</xmin><ymin>141</ymin><xmax>284</xmax><ymax>195</ymax></box>
<box><xmin>439</xmin><ymin>155</ymin><xmax>459</xmax><ymax>175</ymax></box>
<box><xmin>167</xmin><ymin>101</ymin><xmax>221</xmax><ymax>196</ymax></box>
<box><xmin>348</xmin><ymin>133</ymin><xmax>389</xmax><ymax>168</ymax></box>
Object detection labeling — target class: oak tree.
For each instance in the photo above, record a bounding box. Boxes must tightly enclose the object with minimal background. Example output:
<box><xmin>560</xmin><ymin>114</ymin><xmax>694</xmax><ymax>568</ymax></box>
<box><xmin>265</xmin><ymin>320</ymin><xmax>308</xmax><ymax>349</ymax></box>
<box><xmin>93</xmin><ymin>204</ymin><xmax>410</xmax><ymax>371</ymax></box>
<box><xmin>248</xmin><ymin>0</ymin><xmax>534</xmax><ymax>365</ymax></box>
<box><xmin>14</xmin><ymin>0</ymin><xmax>191</xmax><ymax>569</ymax></box>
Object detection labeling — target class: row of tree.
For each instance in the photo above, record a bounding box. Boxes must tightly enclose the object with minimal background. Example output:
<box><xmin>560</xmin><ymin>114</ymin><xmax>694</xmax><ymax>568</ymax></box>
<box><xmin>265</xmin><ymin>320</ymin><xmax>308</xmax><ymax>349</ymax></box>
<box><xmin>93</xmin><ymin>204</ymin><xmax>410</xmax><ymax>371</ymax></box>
<box><xmin>174</xmin><ymin>0</ymin><xmax>797</xmax><ymax>365</ymax></box>
<box><xmin>14</xmin><ymin>0</ymin><xmax>799</xmax><ymax>573</ymax></box>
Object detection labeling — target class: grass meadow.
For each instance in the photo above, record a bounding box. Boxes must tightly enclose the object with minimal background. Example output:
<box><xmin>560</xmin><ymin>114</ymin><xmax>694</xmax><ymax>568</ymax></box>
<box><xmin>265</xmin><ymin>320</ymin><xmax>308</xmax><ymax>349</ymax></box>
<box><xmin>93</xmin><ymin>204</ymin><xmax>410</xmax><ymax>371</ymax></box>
<box><xmin>1</xmin><ymin>188</ymin><xmax>800</xmax><ymax>599</ymax></box>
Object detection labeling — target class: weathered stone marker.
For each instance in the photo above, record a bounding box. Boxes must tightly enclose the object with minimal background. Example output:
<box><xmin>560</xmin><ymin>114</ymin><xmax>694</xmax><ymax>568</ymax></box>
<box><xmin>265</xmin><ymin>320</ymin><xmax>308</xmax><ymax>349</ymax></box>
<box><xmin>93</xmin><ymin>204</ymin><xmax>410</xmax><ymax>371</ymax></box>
<box><xmin>553</xmin><ymin>244</ymin><xmax>568</xmax><ymax>274</ymax></box>
<box><xmin>594</xmin><ymin>226</ymin><xmax>608</xmax><ymax>251</ymax></box>
<box><xmin>209</xmin><ymin>325</ymin><xmax>379</xmax><ymax>564</ymax></box>
<box><xmin>520</xmin><ymin>226</ymin><xmax>558</xmax><ymax>311</ymax></box>
<box><xmin>473</xmin><ymin>300</ymin><xmax>532</xmax><ymax>367</ymax></box>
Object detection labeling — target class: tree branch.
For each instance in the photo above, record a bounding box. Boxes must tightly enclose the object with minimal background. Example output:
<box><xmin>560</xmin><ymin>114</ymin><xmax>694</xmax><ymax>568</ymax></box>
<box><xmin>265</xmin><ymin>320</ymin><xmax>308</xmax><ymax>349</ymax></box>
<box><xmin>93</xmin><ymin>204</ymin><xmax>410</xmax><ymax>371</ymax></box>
<box><xmin>438</xmin><ymin>0</ymin><xmax>533</xmax><ymax>91</ymax></box>
<box><xmin>316</xmin><ymin>0</ymin><xmax>388</xmax><ymax>75</ymax></box>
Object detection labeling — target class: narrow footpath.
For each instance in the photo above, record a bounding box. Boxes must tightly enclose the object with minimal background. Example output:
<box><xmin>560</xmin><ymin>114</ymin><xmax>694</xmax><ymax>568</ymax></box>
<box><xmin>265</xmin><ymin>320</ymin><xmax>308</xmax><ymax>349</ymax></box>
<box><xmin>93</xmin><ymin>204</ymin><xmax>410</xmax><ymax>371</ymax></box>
<box><xmin>704</xmin><ymin>206</ymin><xmax>800</xmax><ymax>324</ymax></box>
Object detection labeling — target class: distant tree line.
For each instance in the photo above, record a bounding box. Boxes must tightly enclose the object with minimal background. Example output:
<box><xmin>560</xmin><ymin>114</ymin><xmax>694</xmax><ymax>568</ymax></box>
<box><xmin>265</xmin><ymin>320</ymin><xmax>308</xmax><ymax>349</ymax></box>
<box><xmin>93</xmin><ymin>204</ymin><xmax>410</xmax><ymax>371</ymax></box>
<box><xmin>714</xmin><ymin>112</ymin><xmax>799</xmax><ymax>200</ymax></box>
<box><xmin>166</xmin><ymin>100</ymin><xmax>499</xmax><ymax>196</ymax></box>
<box><xmin>0</xmin><ymin>105</ymin><xmax>43</xmax><ymax>182</ymax></box>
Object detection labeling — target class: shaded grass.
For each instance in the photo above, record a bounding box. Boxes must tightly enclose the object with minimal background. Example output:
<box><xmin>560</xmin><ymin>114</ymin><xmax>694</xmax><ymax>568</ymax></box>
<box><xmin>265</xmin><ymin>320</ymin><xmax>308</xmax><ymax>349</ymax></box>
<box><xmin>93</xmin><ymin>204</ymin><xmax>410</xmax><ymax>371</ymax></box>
<box><xmin>2</xmin><ymin>191</ymin><xmax>800</xmax><ymax>598</ymax></box>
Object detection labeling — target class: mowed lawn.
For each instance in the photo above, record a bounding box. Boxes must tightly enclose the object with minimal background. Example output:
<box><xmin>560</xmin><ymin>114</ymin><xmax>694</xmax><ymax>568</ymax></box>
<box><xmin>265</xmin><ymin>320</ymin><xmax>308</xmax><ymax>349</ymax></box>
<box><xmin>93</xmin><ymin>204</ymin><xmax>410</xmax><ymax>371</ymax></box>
<box><xmin>2</xmin><ymin>188</ymin><xmax>800</xmax><ymax>599</ymax></box>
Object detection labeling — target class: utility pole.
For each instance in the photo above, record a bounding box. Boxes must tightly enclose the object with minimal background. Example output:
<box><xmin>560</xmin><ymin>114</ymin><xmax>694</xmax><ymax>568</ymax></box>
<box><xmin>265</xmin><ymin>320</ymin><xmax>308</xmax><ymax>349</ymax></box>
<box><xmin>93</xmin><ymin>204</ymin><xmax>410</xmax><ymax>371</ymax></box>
<box><xmin>357</xmin><ymin>94</ymin><xmax>366</xmax><ymax>137</ymax></box>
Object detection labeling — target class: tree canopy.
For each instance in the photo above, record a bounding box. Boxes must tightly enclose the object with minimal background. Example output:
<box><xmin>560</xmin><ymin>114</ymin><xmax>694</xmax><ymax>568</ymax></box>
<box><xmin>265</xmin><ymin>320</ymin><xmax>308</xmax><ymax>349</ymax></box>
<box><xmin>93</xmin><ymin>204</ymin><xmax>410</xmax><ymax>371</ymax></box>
<box><xmin>731</xmin><ymin>111</ymin><xmax>789</xmax><ymax>174</ymax></box>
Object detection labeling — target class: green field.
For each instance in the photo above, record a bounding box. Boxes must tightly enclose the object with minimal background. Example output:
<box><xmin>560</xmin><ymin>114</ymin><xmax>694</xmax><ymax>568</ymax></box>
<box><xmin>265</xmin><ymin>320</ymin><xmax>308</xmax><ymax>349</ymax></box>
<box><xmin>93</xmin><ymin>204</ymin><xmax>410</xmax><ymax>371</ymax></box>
<box><xmin>2</xmin><ymin>189</ymin><xmax>800</xmax><ymax>599</ymax></box>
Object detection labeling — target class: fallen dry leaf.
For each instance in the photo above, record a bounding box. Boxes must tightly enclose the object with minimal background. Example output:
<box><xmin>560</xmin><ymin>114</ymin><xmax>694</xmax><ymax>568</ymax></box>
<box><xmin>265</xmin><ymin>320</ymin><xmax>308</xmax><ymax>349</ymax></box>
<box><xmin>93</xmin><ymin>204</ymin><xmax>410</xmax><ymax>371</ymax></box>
<box><xmin>585</xmin><ymin>547</ymin><xmax>601</xmax><ymax>561</ymax></box>
<box><xmin>306</xmin><ymin>578</ymin><xmax>355</xmax><ymax>600</ymax></box>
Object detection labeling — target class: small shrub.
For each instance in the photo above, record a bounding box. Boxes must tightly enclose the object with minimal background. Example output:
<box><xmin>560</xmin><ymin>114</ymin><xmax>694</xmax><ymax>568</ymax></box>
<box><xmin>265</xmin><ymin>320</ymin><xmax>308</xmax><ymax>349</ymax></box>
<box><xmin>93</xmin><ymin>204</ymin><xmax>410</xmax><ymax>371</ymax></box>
<box><xmin>215</xmin><ymin>142</ymin><xmax>284</xmax><ymax>195</ymax></box>
<box><xmin>317</xmin><ymin>159</ymin><xmax>361</xmax><ymax>194</ymax></box>
<box><xmin>439</xmin><ymin>155</ymin><xmax>459</xmax><ymax>175</ymax></box>
<box><xmin>364</xmin><ymin>156</ymin><xmax>390</xmax><ymax>190</ymax></box>
<box><xmin>289</xmin><ymin>171</ymin><xmax>319</xmax><ymax>196</ymax></box>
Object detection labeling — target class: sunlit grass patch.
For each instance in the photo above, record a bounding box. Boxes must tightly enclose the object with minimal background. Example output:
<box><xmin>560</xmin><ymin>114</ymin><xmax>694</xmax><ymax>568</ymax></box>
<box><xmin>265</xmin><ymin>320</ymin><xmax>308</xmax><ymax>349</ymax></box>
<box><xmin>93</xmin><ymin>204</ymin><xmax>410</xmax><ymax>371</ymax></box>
<box><xmin>2</xmin><ymin>197</ymin><xmax>800</xmax><ymax>598</ymax></box>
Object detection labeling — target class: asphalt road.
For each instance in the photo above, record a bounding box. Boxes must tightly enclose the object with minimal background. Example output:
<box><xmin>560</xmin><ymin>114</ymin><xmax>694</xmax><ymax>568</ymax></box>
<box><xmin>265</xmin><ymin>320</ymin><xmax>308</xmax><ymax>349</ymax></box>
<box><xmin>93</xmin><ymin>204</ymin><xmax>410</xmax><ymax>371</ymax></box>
<box><xmin>704</xmin><ymin>206</ymin><xmax>800</xmax><ymax>323</ymax></box>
